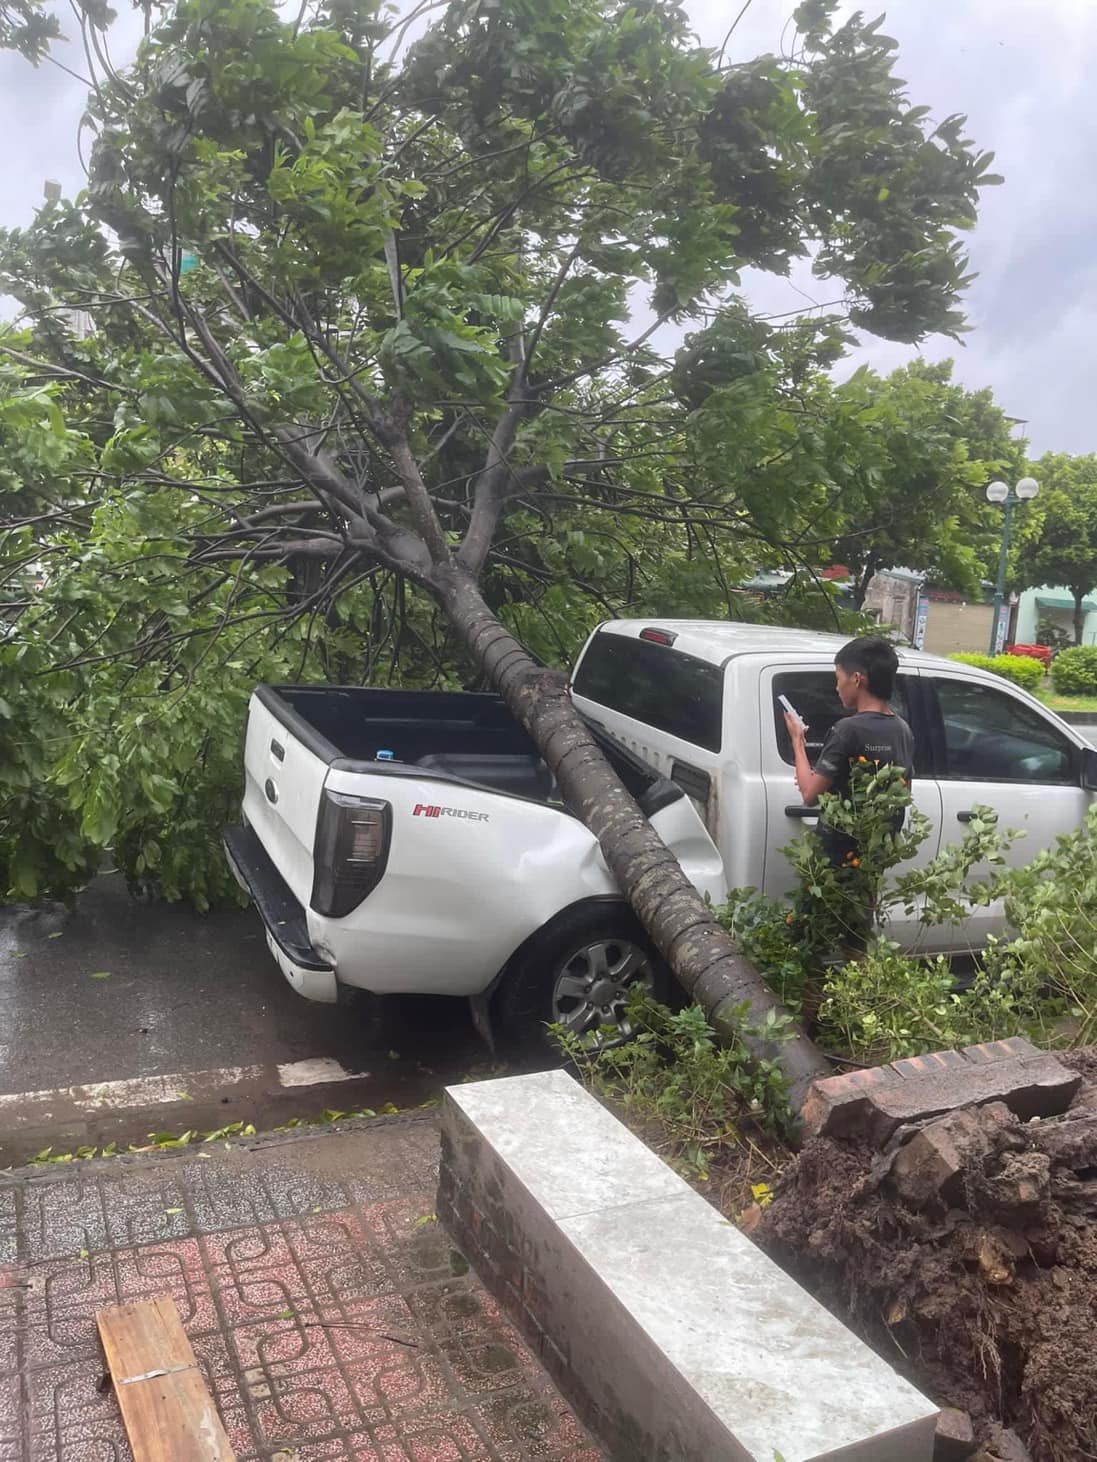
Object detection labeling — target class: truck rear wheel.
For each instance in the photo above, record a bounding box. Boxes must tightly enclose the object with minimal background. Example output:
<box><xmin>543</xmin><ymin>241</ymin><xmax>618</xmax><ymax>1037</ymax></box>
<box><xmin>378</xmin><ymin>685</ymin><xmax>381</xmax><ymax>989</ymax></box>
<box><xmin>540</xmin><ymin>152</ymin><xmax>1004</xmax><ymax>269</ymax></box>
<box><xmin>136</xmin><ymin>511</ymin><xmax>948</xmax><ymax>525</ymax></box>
<box><xmin>495</xmin><ymin>905</ymin><xmax>673</xmax><ymax>1064</ymax></box>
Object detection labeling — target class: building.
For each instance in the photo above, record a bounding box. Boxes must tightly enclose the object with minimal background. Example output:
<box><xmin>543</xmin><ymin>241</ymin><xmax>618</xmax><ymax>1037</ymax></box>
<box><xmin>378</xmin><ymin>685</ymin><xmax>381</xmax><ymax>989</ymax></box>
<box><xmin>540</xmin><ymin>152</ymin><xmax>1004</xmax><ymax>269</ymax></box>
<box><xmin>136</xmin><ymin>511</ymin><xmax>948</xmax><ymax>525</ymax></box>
<box><xmin>1014</xmin><ymin>587</ymin><xmax>1097</xmax><ymax>647</ymax></box>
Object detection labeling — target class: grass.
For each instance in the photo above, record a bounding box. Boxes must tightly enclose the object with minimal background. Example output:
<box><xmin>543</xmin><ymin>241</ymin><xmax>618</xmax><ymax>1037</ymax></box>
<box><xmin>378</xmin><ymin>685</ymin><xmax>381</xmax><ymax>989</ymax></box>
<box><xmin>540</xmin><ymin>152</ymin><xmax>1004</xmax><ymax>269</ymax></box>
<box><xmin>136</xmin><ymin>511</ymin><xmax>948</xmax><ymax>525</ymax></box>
<box><xmin>1036</xmin><ymin>690</ymin><xmax>1097</xmax><ymax>713</ymax></box>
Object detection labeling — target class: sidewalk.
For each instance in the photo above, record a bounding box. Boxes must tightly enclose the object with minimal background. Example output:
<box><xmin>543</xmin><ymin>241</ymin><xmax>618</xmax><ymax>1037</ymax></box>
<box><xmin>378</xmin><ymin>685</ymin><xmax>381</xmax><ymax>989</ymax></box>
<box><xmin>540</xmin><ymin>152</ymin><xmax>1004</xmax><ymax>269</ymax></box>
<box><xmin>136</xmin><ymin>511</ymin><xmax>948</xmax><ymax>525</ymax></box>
<box><xmin>0</xmin><ymin>1111</ymin><xmax>604</xmax><ymax>1461</ymax></box>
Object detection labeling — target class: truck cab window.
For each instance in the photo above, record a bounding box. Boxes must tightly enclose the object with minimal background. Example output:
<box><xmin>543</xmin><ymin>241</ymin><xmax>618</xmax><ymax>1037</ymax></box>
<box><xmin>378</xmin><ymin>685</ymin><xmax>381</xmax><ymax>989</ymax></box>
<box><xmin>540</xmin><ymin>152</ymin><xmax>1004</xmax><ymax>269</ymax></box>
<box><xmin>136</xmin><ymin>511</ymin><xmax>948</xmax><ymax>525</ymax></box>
<box><xmin>932</xmin><ymin>678</ymin><xmax>1076</xmax><ymax>784</ymax></box>
<box><xmin>572</xmin><ymin>633</ymin><xmax>724</xmax><ymax>752</ymax></box>
<box><xmin>773</xmin><ymin>671</ymin><xmax>916</xmax><ymax>768</ymax></box>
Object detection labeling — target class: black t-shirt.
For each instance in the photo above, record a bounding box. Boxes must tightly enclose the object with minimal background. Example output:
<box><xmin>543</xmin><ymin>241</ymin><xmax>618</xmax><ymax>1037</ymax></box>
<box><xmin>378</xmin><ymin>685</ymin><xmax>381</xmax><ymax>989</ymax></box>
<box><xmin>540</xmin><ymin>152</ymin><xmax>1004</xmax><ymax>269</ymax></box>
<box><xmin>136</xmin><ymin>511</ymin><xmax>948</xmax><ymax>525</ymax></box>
<box><xmin>813</xmin><ymin>710</ymin><xmax>915</xmax><ymax>864</ymax></box>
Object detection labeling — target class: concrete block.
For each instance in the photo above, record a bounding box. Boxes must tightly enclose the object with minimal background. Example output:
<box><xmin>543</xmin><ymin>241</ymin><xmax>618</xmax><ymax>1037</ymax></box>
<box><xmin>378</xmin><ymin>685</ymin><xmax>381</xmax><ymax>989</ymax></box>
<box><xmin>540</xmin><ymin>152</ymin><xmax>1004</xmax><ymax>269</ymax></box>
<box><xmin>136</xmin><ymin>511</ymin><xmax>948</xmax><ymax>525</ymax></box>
<box><xmin>440</xmin><ymin>1069</ymin><xmax>939</xmax><ymax>1462</ymax></box>
<box><xmin>801</xmin><ymin>1042</ymin><xmax>1080</xmax><ymax>1144</ymax></box>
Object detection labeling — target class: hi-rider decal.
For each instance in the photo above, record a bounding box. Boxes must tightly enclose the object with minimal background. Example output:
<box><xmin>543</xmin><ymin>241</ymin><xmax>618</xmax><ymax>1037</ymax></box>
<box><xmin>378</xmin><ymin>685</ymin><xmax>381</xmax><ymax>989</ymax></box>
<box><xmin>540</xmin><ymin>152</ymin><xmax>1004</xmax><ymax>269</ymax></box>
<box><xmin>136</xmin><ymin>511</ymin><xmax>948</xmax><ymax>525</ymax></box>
<box><xmin>413</xmin><ymin>803</ymin><xmax>489</xmax><ymax>822</ymax></box>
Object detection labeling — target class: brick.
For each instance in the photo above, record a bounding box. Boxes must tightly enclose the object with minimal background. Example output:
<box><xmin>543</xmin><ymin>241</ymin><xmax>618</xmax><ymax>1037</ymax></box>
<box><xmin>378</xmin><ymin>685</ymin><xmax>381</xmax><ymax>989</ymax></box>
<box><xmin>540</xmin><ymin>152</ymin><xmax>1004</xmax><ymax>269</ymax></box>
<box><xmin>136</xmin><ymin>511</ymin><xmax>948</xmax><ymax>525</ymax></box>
<box><xmin>799</xmin><ymin>1064</ymin><xmax>907</xmax><ymax>1144</ymax></box>
<box><xmin>801</xmin><ymin>1044</ymin><xmax>1080</xmax><ymax>1144</ymax></box>
<box><xmin>962</xmin><ymin>1037</ymin><xmax>1038</xmax><ymax>1065</ymax></box>
<box><xmin>893</xmin><ymin>1051</ymin><xmax>962</xmax><ymax>1081</ymax></box>
<box><xmin>892</xmin><ymin>1105</ymin><xmax>1010</xmax><ymax>1209</ymax></box>
<box><xmin>934</xmin><ymin>1407</ymin><xmax>976</xmax><ymax>1461</ymax></box>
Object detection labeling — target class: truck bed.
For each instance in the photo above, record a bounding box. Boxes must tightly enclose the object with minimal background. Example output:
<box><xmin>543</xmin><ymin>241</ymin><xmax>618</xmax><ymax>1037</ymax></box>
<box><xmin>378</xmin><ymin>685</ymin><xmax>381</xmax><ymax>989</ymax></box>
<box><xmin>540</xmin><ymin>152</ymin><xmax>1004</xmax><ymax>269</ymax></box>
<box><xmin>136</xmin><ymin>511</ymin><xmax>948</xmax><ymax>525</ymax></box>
<box><xmin>261</xmin><ymin>684</ymin><xmax>670</xmax><ymax>808</ymax></box>
<box><xmin>267</xmin><ymin>686</ymin><xmax>556</xmax><ymax>800</ymax></box>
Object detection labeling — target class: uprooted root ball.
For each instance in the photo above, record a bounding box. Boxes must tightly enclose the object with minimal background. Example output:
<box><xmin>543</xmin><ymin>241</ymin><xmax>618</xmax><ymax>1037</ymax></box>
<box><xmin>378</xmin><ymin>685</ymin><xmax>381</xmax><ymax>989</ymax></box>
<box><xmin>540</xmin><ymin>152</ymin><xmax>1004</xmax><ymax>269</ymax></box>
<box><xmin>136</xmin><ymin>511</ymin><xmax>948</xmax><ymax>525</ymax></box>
<box><xmin>759</xmin><ymin>1076</ymin><xmax>1097</xmax><ymax>1462</ymax></box>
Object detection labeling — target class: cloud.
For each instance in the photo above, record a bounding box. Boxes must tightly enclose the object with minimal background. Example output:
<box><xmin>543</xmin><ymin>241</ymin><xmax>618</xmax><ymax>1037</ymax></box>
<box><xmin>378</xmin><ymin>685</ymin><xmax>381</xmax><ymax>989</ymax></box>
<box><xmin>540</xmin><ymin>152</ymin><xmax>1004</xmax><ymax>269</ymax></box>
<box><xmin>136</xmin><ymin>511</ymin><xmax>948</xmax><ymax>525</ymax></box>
<box><xmin>692</xmin><ymin>0</ymin><xmax>1097</xmax><ymax>453</ymax></box>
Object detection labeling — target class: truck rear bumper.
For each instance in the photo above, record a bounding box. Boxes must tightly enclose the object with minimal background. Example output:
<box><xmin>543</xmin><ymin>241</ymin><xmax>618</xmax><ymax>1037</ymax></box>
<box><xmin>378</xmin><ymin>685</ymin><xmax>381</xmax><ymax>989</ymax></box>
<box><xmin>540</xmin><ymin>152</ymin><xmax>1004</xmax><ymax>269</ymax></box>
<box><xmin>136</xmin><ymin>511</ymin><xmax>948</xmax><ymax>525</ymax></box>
<box><xmin>223</xmin><ymin>826</ymin><xmax>338</xmax><ymax>1003</ymax></box>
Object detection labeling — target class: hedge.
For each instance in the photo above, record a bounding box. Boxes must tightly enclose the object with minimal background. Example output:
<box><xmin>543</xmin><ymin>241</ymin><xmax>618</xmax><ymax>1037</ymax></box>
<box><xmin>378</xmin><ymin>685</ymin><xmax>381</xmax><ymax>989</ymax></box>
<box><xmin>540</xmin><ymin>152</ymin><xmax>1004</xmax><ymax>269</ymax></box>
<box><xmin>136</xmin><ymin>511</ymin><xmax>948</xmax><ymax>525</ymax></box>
<box><xmin>949</xmin><ymin>651</ymin><xmax>1044</xmax><ymax>692</ymax></box>
<box><xmin>1050</xmin><ymin>645</ymin><xmax>1097</xmax><ymax>696</ymax></box>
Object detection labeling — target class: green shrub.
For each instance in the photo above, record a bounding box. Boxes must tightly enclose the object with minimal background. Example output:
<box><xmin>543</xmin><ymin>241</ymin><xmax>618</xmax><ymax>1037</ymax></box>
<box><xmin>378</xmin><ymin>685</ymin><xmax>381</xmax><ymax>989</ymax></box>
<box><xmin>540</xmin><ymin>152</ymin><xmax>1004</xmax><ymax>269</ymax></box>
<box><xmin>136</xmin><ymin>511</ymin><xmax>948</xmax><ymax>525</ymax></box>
<box><xmin>1051</xmin><ymin>644</ymin><xmax>1097</xmax><ymax>695</ymax></box>
<box><xmin>552</xmin><ymin>994</ymin><xmax>798</xmax><ymax>1166</ymax></box>
<box><xmin>950</xmin><ymin>651</ymin><xmax>1043</xmax><ymax>692</ymax></box>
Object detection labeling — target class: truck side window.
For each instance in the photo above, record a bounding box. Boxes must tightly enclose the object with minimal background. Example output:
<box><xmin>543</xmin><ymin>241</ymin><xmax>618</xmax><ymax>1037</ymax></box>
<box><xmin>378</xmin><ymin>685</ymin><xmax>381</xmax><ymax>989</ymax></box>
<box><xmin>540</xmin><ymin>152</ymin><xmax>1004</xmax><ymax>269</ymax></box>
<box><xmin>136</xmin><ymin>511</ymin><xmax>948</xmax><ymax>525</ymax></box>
<box><xmin>572</xmin><ymin>633</ymin><xmax>724</xmax><ymax>751</ymax></box>
<box><xmin>932</xmin><ymin>678</ymin><xmax>1076</xmax><ymax>784</ymax></box>
<box><xmin>773</xmin><ymin>672</ymin><xmax>913</xmax><ymax>767</ymax></box>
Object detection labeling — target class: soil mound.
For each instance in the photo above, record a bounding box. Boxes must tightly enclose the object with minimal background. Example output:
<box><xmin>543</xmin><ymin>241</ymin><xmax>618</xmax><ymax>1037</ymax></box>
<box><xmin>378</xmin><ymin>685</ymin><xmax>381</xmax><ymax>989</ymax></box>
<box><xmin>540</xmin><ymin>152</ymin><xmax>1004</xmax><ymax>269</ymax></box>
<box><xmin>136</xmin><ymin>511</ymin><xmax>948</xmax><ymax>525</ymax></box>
<box><xmin>761</xmin><ymin>1060</ymin><xmax>1097</xmax><ymax>1461</ymax></box>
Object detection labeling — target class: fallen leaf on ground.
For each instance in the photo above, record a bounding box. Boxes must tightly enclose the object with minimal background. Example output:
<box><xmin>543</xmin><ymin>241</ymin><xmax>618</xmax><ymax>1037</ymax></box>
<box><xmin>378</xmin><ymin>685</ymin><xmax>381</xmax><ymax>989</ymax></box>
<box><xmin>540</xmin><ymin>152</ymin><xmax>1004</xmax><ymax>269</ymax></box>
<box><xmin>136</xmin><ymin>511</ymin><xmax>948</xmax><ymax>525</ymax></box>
<box><xmin>738</xmin><ymin>1202</ymin><xmax>763</xmax><ymax>1234</ymax></box>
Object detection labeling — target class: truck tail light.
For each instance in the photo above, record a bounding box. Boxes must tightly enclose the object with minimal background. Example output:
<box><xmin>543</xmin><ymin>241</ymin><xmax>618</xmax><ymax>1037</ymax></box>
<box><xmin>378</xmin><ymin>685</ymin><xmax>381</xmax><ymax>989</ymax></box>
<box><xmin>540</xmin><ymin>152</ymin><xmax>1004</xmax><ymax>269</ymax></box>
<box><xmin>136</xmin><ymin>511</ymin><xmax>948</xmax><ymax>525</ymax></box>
<box><xmin>311</xmin><ymin>790</ymin><xmax>392</xmax><ymax>917</ymax></box>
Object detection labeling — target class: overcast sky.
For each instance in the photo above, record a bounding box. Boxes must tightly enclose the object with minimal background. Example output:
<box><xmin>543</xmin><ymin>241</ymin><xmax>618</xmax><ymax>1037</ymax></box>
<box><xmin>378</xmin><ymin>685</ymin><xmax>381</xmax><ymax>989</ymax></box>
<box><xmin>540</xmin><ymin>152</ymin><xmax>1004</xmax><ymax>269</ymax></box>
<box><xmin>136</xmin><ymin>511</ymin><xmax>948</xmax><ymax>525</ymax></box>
<box><xmin>1</xmin><ymin>0</ymin><xmax>1093</xmax><ymax>456</ymax></box>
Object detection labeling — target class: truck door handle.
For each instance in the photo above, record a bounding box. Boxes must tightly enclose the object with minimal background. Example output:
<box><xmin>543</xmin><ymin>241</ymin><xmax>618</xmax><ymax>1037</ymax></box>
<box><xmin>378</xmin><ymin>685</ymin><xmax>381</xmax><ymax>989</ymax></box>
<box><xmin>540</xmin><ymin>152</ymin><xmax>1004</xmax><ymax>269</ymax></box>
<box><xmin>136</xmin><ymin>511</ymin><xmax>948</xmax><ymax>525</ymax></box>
<box><xmin>956</xmin><ymin>810</ymin><xmax>974</xmax><ymax>823</ymax></box>
<box><xmin>785</xmin><ymin>805</ymin><xmax>819</xmax><ymax>819</ymax></box>
<box><xmin>270</xmin><ymin>739</ymin><xmax>285</xmax><ymax>762</ymax></box>
<box><xmin>264</xmin><ymin>778</ymin><xmax>279</xmax><ymax>805</ymax></box>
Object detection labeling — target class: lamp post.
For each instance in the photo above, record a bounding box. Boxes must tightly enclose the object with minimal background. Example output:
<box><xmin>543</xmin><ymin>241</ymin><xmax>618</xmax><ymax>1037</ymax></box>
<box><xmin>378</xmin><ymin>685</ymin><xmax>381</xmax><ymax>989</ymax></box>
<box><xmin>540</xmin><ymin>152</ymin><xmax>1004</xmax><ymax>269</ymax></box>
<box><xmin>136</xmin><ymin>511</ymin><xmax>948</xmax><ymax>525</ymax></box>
<box><xmin>986</xmin><ymin>477</ymin><xmax>1039</xmax><ymax>655</ymax></box>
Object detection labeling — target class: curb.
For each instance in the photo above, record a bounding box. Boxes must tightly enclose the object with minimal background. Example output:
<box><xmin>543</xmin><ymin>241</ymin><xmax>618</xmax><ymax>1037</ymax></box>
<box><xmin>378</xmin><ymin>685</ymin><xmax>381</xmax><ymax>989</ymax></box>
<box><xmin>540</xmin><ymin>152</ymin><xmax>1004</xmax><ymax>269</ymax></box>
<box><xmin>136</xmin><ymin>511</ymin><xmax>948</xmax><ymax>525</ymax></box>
<box><xmin>0</xmin><ymin>1107</ymin><xmax>438</xmax><ymax>1185</ymax></box>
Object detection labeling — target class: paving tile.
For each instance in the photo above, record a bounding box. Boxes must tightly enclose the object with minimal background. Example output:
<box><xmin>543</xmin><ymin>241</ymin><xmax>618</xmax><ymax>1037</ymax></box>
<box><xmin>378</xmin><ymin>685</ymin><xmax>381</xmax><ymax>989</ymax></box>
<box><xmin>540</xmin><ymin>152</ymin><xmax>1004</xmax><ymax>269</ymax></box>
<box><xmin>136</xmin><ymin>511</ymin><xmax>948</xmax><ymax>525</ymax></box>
<box><xmin>188</xmin><ymin>1329</ymin><xmax>243</xmax><ymax>1404</ymax></box>
<box><xmin>230</xmin><ymin>1313</ymin><xmax>342</xmax><ymax>1378</ymax></box>
<box><xmin>208</xmin><ymin>1258</ymin><xmax>314</xmax><ymax>1329</ymax></box>
<box><xmin>0</xmin><ymin>1265</ymin><xmax>23</xmax><ymax>1374</ymax></box>
<box><xmin>0</xmin><ymin>1189</ymin><xmax>18</xmax><ymax>1267</ymax></box>
<box><xmin>19</xmin><ymin>1178</ymin><xmax>109</xmax><ymax>1263</ymax></box>
<box><xmin>359</xmin><ymin>1199</ymin><xmax>468</xmax><ymax>1293</ymax></box>
<box><xmin>341</xmin><ymin>1344</ymin><xmax>454</xmax><ymax>1419</ymax></box>
<box><xmin>474</xmin><ymin>1381</ymin><xmax>601</xmax><ymax>1461</ymax></box>
<box><xmin>0</xmin><ymin>1372</ymin><xmax>20</xmax><ymax>1455</ymax></box>
<box><xmin>367</xmin><ymin>1411</ymin><xmax>495</xmax><ymax>1460</ymax></box>
<box><xmin>98</xmin><ymin>1170</ymin><xmax>192</xmax><ymax>1249</ymax></box>
<box><xmin>286</xmin><ymin>1211</ymin><xmax>396</xmax><ymax>1307</ymax></box>
<box><xmin>179</xmin><ymin>1163</ymin><xmax>282</xmax><ymax>1232</ymax></box>
<box><xmin>112</xmin><ymin>1238</ymin><xmax>218</xmax><ymax>1333</ymax></box>
<box><xmin>253</xmin><ymin>1166</ymin><xmax>358</xmax><ymax>1222</ymax></box>
<box><xmin>4</xmin><ymin>1122</ymin><xmax>604</xmax><ymax>1461</ymax></box>
<box><xmin>250</xmin><ymin>1364</ymin><xmax>367</xmax><ymax>1446</ymax></box>
<box><xmin>25</xmin><ymin>1358</ymin><xmax>131</xmax><ymax>1460</ymax></box>
<box><xmin>404</xmin><ymin>1278</ymin><xmax>500</xmax><ymax>1339</ymax></box>
<box><xmin>21</xmin><ymin>1254</ymin><xmax>119</xmax><ymax>1370</ymax></box>
<box><xmin>440</xmin><ymin>1318</ymin><xmax>538</xmax><ymax>1398</ymax></box>
<box><xmin>302</xmin><ymin>1296</ymin><xmax>422</xmax><ymax>1367</ymax></box>
<box><xmin>200</xmin><ymin>1219</ymin><xmax>299</xmax><ymax>1275</ymax></box>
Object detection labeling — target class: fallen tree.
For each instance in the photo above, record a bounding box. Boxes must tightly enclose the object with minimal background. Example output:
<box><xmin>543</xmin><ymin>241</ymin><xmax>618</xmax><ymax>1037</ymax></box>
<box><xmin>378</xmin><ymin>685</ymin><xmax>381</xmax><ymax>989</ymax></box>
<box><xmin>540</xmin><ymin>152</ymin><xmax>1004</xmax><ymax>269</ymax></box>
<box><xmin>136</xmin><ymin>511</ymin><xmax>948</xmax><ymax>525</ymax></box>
<box><xmin>0</xmin><ymin>0</ymin><xmax>1000</xmax><ymax>1095</ymax></box>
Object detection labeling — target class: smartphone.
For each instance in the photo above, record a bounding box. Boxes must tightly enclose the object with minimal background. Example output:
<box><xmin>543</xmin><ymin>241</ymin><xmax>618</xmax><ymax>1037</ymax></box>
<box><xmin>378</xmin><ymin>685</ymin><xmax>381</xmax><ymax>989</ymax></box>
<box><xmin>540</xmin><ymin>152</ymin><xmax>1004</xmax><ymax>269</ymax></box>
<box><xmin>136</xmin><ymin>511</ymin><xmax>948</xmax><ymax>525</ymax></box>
<box><xmin>778</xmin><ymin>693</ymin><xmax>806</xmax><ymax>730</ymax></box>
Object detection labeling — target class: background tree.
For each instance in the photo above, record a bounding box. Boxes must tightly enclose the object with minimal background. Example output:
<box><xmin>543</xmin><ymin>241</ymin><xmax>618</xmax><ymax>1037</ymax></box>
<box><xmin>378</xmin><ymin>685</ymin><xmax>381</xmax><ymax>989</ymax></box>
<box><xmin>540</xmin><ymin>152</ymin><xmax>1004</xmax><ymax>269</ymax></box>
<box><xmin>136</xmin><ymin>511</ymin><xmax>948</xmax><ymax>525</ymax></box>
<box><xmin>0</xmin><ymin>0</ymin><xmax>1000</xmax><ymax>1094</ymax></box>
<box><xmin>1014</xmin><ymin>454</ymin><xmax>1097</xmax><ymax>644</ymax></box>
<box><xmin>827</xmin><ymin>361</ymin><xmax>1023</xmax><ymax>606</ymax></box>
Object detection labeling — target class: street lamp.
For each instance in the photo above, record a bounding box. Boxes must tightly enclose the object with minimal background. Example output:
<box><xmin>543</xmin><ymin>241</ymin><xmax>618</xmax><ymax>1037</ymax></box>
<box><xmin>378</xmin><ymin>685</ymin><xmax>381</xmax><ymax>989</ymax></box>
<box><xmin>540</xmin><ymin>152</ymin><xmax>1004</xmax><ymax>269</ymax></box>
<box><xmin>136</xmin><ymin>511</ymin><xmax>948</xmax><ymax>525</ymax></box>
<box><xmin>987</xmin><ymin>476</ymin><xmax>1039</xmax><ymax>654</ymax></box>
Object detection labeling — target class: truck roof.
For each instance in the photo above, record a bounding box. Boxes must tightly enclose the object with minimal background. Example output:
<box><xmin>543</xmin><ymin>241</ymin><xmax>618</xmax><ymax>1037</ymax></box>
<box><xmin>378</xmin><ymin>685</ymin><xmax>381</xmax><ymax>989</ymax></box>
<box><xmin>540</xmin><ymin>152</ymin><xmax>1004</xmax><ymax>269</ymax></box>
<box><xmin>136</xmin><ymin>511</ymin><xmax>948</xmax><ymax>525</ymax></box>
<box><xmin>595</xmin><ymin>619</ymin><xmax>971</xmax><ymax>674</ymax></box>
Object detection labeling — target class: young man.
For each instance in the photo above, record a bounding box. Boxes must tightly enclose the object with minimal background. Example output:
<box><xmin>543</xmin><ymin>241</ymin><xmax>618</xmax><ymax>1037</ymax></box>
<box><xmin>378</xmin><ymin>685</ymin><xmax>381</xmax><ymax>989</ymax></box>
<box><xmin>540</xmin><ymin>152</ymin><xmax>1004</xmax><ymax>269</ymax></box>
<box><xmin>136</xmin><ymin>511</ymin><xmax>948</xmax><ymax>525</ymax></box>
<box><xmin>784</xmin><ymin>635</ymin><xmax>915</xmax><ymax>867</ymax></box>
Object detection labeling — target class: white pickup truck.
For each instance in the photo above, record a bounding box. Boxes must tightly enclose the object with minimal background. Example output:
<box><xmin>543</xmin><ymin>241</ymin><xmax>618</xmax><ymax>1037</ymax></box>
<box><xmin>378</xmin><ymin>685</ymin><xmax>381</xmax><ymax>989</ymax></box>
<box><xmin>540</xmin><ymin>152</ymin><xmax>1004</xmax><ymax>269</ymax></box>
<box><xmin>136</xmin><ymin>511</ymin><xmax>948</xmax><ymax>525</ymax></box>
<box><xmin>225</xmin><ymin>621</ymin><xmax>1097</xmax><ymax>1051</ymax></box>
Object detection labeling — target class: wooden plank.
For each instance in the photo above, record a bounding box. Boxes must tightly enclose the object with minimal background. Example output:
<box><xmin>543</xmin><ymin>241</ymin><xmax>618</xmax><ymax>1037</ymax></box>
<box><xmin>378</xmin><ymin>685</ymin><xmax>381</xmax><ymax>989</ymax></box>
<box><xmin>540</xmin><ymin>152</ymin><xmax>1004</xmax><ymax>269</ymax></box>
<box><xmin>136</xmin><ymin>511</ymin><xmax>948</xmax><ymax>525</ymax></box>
<box><xmin>97</xmin><ymin>1296</ymin><xmax>236</xmax><ymax>1462</ymax></box>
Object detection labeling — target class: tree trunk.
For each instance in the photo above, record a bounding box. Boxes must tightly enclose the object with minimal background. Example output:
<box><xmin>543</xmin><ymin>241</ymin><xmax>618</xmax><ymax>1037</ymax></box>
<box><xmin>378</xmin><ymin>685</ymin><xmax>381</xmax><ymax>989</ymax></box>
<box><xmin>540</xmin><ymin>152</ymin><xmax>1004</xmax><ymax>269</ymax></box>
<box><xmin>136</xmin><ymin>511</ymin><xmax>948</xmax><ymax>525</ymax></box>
<box><xmin>434</xmin><ymin>564</ymin><xmax>831</xmax><ymax>1108</ymax></box>
<box><xmin>1074</xmin><ymin>592</ymin><xmax>1085</xmax><ymax>645</ymax></box>
<box><xmin>853</xmin><ymin>558</ymin><xmax>876</xmax><ymax>612</ymax></box>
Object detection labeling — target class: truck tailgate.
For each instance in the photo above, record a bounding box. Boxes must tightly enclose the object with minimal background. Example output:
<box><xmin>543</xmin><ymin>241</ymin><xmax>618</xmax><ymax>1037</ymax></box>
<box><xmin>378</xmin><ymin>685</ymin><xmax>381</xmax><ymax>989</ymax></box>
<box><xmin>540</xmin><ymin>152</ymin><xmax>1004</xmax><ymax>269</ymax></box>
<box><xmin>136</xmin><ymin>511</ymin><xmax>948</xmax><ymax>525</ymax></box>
<box><xmin>242</xmin><ymin>690</ymin><xmax>329</xmax><ymax>906</ymax></box>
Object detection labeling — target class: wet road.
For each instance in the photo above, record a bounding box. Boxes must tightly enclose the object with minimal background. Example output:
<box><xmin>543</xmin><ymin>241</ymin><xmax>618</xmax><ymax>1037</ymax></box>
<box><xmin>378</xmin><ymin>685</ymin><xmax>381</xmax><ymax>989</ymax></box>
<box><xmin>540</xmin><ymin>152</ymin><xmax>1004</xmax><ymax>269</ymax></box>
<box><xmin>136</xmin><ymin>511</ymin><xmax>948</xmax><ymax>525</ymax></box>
<box><xmin>0</xmin><ymin>876</ymin><xmax>485</xmax><ymax>1163</ymax></box>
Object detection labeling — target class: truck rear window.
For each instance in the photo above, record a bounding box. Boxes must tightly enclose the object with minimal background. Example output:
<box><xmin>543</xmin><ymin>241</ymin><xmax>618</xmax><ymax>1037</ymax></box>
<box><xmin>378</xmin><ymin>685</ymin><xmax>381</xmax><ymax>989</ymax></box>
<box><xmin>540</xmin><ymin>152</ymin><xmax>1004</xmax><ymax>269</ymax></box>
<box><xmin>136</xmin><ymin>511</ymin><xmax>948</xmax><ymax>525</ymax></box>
<box><xmin>572</xmin><ymin>632</ymin><xmax>723</xmax><ymax>752</ymax></box>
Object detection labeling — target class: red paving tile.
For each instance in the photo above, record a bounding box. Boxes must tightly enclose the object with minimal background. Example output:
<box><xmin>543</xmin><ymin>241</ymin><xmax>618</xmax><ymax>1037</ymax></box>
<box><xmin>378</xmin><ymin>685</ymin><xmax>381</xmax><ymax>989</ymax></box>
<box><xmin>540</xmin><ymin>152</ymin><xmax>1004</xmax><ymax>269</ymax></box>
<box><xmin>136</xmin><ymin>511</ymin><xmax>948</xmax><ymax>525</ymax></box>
<box><xmin>1</xmin><ymin>1120</ymin><xmax>605</xmax><ymax>1461</ymax></box>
